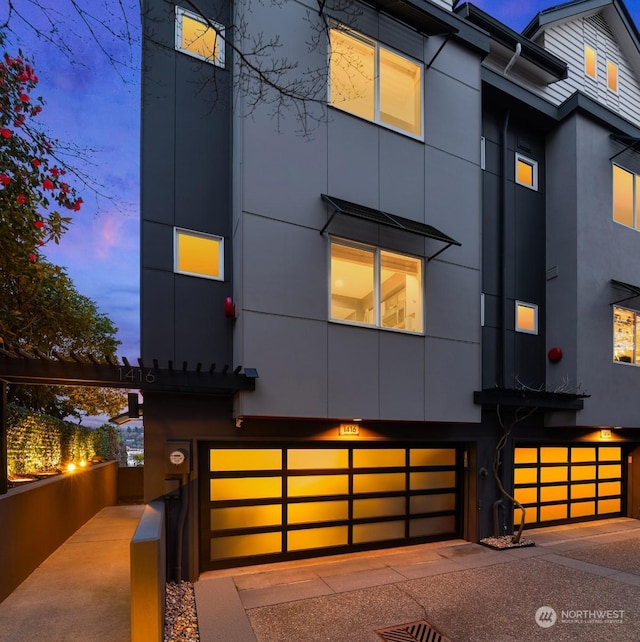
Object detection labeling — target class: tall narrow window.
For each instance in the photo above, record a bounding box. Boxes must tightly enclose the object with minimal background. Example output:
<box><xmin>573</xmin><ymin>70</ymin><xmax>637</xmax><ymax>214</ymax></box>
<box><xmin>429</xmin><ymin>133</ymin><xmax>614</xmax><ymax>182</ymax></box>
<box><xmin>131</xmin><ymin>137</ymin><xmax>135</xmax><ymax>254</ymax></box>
<box><xmin>175</xmin><ymin>7</ymin><xmax>225</xmax><ymax>67</ymax></box>
<box><xmin>613</xmin><ymin>306</ymin><xmax>640</xmax><ymax>364</ymax></box>
<box><xmin>607</xmin><ymin>60</ymin><xmax>618</xmax><ymax>93</ymax></box>
<box><xmin>516</xmin><ymin>301</ymin><xmax>538</xmax><ymax>334</ymax></box>
<box><xmin>585</xmin><ymin>45</ymin><xmax>597</xmax><ymax>79</ymax></box>
<box><xmin>515</xmin><ymin>153</ymin><xmax>538</xmax><ymax>191</ymax></box>
<box><xmin>330</xmin><ymin>27</ymin><xmax>422</xmax><ymax>138</ymax></box>
<box><xmin>175</xmin><ymin>228</ymin><xmax>224</xmax><ymax>280</ymax></box>
<box><xmin>612</xmin><ymin>164</ymin><xmax>640</xmax><ymax>229</ymax></box>
<box><xmin>330</xmin><ymin>239</ymin><xmax>423</xmax><ymax>333</ymax></box>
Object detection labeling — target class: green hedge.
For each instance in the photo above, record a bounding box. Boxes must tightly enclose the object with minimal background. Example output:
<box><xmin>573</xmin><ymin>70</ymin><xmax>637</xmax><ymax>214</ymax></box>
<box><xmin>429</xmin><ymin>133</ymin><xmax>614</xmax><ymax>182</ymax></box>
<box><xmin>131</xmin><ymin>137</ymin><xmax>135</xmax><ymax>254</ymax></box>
<box><xmin>7</xmin><ymin>405</ymin><xmax>127</xmax><ymax>476</ymax></box>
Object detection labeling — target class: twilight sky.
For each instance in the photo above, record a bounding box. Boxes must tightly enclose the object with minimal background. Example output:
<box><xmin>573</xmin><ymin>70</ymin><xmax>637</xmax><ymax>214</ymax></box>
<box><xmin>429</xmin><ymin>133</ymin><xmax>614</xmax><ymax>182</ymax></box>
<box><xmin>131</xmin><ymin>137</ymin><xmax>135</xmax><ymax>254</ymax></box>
<box><xmin>3</xmin><ymin>0</ymin><xmax>640</xmax><ymax>362</ymax></box>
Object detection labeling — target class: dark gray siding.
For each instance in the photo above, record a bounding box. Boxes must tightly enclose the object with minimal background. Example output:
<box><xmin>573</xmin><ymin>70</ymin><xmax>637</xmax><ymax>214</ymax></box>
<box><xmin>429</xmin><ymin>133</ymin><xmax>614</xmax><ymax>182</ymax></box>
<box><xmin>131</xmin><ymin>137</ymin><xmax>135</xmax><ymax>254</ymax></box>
<box><xmin>482</xmin><ymin>95</ymin><xmax>548</xmax><ymax>390</ymax></box>
<box><xmin>141</xmin><ymin>0</ymin><xmax>232</xmax><ymax>367</ymax></box>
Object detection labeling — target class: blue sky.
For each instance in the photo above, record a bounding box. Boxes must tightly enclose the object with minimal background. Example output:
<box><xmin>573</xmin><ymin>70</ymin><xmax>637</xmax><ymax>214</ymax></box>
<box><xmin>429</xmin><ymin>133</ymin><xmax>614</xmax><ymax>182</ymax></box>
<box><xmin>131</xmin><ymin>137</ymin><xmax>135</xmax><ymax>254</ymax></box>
<box><xmin>3</xmin><ymin>0</ymin><xmax>640</xmax><ymax>362</ymax></box>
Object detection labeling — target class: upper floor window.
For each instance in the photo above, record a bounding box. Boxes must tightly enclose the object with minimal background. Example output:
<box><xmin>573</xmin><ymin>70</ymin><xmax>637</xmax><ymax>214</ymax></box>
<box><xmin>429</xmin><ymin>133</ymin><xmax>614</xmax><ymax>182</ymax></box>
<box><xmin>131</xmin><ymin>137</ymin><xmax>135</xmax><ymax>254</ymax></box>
<box><xmin>175</xmin><ymin>228</ymin><xmax>224</xmax><ymax>280</ymax></box>
<box><xmin>330</xmin><ymin>239</ymin><xmax>423</xmax><ymax>333</ymax></box>
<box><xmin>515</xmin><ymin>301</ymin><xmax>538</xmax><ymax>334</ymax></box>
<box><xmin>515</xmin><ymin>153</ymin><xmax>538</xmax><ymax>190</ymax></box>
<box><xmin>329</xmin><ymin>27</ymin><xmax>422</xmax><ymax>139</ymax></box>
<box><xmin>585</xmin><ymin>45</ymin><xmax>597</xmax><ymax>79</ymax></box>
<box><xmin>175</xmin><ymin>6</ymin><xmax>225</xmax><ymax>67</ymax></box>
<box><xmin>607</xmin><ymin>60</ymin><xmax>618</xmax><ymax>93</ymax></box>
<box><xmin>612</xmin><ymin>164</ymin><xmax>640</xmax><ymax>229</ymax></box>
<box><xmin>613</xmin><ymin>305</ymin><xmax>640</xmax><ymax>364</ymax></box>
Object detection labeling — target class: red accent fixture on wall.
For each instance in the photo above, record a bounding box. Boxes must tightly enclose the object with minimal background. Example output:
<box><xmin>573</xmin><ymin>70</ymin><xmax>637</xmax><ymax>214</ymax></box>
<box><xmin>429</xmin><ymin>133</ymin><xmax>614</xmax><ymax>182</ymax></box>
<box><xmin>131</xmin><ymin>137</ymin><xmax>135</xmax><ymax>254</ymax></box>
<box><xmin>224</xmin><ymin>297</ymin><xmax>236</xmax><ymax>318</ymax></box>
<box><xmin>548</xmin><ymin>347</ymin><xmax>562</xmax><ymax>363</ymax></box>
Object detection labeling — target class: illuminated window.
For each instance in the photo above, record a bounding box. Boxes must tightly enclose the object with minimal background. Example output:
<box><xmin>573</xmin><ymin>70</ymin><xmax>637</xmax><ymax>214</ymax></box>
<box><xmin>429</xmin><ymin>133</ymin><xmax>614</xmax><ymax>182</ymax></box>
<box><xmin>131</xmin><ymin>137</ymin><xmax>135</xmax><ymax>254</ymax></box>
<box><xmin>585</xmin><ymin>45</ymin><xmax>597</xmax><ymax>79</ymax></box>
<box><xmin>175</xmin><ymin>7</ymin><xmax>224</xmax><ymax>67</ymax></box>
<box><xmin>330</xmin><ymin>239</ymin><xmax>423</xmax><ymax>333</ymax></box>
<box><xmin>607</xmin><ymin>60</ymin><xmax>618</xmax><ymax>93</ymax></box>
<box><xmin>329</xmin><ymin>27</ymin><xmax>422</xmax><ymax>138</ymax></box>
<box><xmin>612</xmin><ymin>164</ymin><xmax>640</xmax><ymax>229</ymax></box>
<box><xmin>175</xmin><ymin>228</ymin><xmax>224</xmax><ymax>280</ymax></box>
<box><xmin>613</xmin><ymin>305</ymin><xmax>640</xmax><ymax>364</ymax></box>
<box><xmin>515</xmin><ymin>153</ymin><xmax>538</xmax><ymax>190</ymax></box>
<box><xmin>515</xmin><ymin>301</ymin><xmax>538</xmax><ymax>335</ymax></box>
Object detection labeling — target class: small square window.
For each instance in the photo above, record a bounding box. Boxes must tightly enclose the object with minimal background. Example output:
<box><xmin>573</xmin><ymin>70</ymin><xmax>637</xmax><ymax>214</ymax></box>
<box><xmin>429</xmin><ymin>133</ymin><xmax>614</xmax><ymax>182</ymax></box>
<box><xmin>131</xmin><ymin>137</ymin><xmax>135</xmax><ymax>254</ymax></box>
<box><xmin>175</xmin><ymin>228</ymin><xmax>224</xmax><ymax>280</ymax></box>
<box><xmin>175</xmin><ymin>6</ymin><xmax>224</xmax><ymax>67</ymax></box>
<box><xmin>515</xmin><ymin>153</ymin><xmax>538</xmax><ymax>191</ymax></box>
<box><xmin>607</xmin><ymin>60</ymin><xmax>618</xmax><ymax>93</ymax></box>
<box><xmin>516</xmin><ymin>301</ymin><xmax>538</xmax><ymax>334</ymax></box>
<box><xmin>585</xmin><ymin>45</ymin><xmax>597</xmax><ymax>79</ymax></box>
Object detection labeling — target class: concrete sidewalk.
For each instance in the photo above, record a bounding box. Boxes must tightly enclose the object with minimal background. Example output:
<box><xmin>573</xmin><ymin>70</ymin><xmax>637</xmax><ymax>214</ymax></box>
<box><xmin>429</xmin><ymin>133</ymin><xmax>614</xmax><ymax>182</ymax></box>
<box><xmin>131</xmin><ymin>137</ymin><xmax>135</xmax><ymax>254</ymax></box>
<box><xmin>196</xmin><ymin>518</ymin><xmax>640</xmax><ymax>642</ymax></box>
<box><xmin>0</xmin><ymin>504</ymin><xmax>144</xmax><ymax>642</ymax></box>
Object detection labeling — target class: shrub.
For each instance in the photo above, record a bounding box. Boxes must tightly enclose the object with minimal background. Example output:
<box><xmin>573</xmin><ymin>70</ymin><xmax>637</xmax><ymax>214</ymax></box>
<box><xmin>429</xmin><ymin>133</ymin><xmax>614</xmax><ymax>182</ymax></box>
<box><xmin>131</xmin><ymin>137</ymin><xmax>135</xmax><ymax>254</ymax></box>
<box><xmin>6</xmin><ymin>404</ymin><xmax>126</xmax><ymax>475</ymax></box>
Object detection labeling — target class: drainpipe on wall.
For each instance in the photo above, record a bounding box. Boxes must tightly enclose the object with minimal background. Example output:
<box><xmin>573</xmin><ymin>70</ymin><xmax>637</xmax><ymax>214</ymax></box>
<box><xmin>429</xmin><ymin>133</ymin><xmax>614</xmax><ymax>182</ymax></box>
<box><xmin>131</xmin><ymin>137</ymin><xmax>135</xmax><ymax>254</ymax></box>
<box><xmin>500</xmin><ymin>110</ymin><xmax>511</xmax><ymax>390</ymax></box>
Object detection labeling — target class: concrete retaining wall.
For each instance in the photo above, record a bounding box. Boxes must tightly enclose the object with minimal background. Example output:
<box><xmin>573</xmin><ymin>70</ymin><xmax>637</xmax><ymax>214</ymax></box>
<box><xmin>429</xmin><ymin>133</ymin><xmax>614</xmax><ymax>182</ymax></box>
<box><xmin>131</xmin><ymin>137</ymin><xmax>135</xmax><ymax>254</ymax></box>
<box><xmin>0</xmin><ymin>460</ymin><xmax>118</xmax><ymax>604</ymax></box>
<box><xmin>131</xmin><ymin>500</ymin><xmax>166</xmax><ymax>642</ymax></box>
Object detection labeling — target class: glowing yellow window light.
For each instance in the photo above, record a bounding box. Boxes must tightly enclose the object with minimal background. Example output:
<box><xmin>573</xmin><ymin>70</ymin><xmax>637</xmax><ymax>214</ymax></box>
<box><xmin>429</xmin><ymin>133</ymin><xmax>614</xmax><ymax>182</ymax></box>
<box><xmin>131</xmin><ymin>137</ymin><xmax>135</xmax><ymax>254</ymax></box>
<box><xmin>585</xmin><ymin>45</ymin><xmax>597</xmax><ymax>78</ymax></box>
<box><xmin>516</xmin><ymin>302</ymin><xmax>537</xmax><ymax>333</ymax></box>
<box><xmin>180</xmin><ymin>12</ymin><xmax>222</xmax><ymax>64</ymax></box>
<box><xmin>607</xmin><ymin>60</ymin><xmax>618</xmax><ymax>93</ymax></box>
<box><xmin>329</xmin><ymin>29</ymin><xmax>375</xmax><ymax>121</ymax></box>
<box><xmin>613</xmin><ymin>165</ymin><xmax>634</xmax><ymax>227</ymax></box>
<box><xmin>176</xmin><ymin>229</ymin><xmax>223</xmax><ymax>280</ymax></box>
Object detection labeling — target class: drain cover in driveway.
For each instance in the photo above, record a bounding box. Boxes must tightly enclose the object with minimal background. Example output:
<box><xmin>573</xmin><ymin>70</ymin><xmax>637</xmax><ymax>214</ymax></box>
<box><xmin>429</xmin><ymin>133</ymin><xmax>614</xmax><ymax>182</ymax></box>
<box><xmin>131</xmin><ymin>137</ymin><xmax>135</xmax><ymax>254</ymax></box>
<box><xmin>375</xmin><ymin>620</ymin><xmax>452</xmax><ymax>642</ymax></box>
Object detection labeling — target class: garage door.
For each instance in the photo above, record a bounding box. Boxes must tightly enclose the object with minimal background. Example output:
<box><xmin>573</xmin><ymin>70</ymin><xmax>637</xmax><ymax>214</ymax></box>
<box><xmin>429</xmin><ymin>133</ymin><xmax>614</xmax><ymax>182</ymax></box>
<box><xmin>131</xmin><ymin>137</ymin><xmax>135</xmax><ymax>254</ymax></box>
<box><xmin>200</xmin><ymin>443</ymin><xmax>462</xmax><ymax>569</ymax></box>
<box><xmin>514</xmin><ymin>445</ymin><xmax>623</xmax><ymax>526</ymax></box>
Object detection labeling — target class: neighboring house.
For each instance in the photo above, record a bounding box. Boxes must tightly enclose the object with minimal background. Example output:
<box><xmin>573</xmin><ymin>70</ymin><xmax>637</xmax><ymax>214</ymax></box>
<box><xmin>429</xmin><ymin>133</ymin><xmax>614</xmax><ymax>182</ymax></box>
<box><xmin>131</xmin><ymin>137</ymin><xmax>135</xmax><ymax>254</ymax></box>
<box><xmin>140</xmin><ymin>0</ymin><xmax>640</xmax><ymax>580</ymax></box>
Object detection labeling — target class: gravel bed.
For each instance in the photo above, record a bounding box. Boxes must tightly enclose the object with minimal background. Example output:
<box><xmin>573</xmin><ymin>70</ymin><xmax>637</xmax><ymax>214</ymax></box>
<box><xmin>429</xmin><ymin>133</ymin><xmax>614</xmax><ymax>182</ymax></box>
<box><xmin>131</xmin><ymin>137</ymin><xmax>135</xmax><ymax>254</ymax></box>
<box><xmin>164</xmin><ymin>581</ymin><xmax>200</xmax><ymax>642</ymax></box>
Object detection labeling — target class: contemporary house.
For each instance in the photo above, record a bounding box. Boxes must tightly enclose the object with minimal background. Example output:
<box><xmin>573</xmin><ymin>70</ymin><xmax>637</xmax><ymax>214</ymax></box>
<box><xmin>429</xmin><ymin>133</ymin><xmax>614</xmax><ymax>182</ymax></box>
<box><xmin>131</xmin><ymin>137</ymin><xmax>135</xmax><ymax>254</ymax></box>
<box><xmin>140</xmin><ymin>0</ymin><xmax>640</xmax><ymax>580</ymax></box>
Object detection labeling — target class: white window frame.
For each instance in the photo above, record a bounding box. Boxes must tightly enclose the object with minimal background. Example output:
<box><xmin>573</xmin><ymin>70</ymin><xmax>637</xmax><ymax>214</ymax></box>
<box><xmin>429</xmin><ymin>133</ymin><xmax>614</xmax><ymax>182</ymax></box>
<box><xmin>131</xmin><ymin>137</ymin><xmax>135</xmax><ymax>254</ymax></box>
<box><xmin>515</xmin><ymin>301</ymin><xmax>538</xmax><ymax>335</ymax></box>
<box><xmin>329</xmin><ymin>237</ymin><xmax>424</xmax><ymax>335</ymax></box>
<box><xmin>515</xmin><ymin>153</ymin><xmax>538</xmax><ymax>191</ymax></box>
<box><xmin>174</xmin><ymin>227</ymin><xmax>224</xmax><ymax>281</ymax></box>
<box><xmin>328</xmin><ymin>26</ymin><xmax>424</xmax><ymax>141</ymax></box>
<box><xmin>175</xmin><ymin>6</ymin><xmax>225</xmax><ymax>67</ymax></box>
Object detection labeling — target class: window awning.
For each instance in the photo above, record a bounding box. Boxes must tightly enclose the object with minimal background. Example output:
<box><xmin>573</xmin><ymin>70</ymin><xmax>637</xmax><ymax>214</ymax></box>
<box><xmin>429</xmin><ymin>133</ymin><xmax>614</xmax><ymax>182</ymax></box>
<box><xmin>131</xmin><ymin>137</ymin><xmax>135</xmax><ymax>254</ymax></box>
<box><xmin>610</xmin><ymin>134</ymin><xmax>640</xmax><ymax>161</ymax></box>
<box><xmin>610</xmin><ymin>278</ymin><xmax>640</xmax><ymax>305</ymax></box>
<box><xmin>320</xmin><ymin>194</ymin><xmax>461</xmax><ymax>261</ymax></box>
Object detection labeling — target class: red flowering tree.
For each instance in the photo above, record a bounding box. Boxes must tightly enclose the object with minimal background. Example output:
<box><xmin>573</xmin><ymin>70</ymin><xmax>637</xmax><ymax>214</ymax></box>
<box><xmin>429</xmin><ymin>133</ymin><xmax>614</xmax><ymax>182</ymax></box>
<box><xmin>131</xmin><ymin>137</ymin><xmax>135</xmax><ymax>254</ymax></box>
<box><xmin>0</xmin><ymin>46</ymin><xmax>82</xmax><ymax>268</ymax></box>
<box><xmin>0</xmin><ymin>42</ymin><xmax>126</xmax><ymax>421</ymax></box>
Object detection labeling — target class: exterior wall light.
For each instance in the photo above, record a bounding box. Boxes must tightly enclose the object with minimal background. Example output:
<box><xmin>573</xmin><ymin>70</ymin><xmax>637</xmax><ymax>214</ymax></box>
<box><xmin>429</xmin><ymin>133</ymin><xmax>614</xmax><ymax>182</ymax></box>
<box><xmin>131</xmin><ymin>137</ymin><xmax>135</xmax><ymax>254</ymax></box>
<box><xmin>548</xmin><ymin>347</ymin><xmax>563</xmax><ymax>363</ymax></box>
<box><xmin>224</xmin><ymin>297</ymin><xmax>236</xmax><ymax>318</ymax></box>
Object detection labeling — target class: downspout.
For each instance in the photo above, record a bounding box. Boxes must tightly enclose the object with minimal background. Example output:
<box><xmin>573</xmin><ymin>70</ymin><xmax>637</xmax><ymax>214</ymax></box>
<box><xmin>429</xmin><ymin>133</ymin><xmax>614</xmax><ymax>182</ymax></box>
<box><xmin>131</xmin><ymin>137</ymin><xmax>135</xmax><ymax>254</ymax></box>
<box><xmin>503</xmin><ymin>42</ymin><xmax>521</xmax><ymax>77</ymax></box>
<box><xmin>500</xmin><ymin>110</ymin><xmax>510</xmax><ymax>389</ymax></box>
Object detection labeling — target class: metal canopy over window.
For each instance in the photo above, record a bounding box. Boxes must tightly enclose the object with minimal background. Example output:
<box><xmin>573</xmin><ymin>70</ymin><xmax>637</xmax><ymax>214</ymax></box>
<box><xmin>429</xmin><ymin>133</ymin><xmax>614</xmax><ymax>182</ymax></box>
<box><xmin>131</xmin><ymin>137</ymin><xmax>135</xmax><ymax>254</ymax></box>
<box><xmin>610</xmin><ymin>134</ymin><xmax>640</xmax><ymax>161</ymax></box>
<box><xmin>610</xmin><ymin>279</ymin><xmax>640</xmax><ymax>306</ymax></box>
<box><xmin>320</xmin><ymin>194</ymin><xmax>461</xmax><ymax>261</ymax></box>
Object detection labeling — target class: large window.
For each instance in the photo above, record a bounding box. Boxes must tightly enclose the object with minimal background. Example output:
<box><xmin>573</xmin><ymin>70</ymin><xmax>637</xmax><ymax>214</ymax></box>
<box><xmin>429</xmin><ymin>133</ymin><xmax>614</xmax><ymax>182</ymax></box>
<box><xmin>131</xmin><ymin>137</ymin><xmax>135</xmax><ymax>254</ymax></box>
<box><xmin>612</xmin><ymin>164</ymin><xmax>640</xmax><ymax>229</ymax></box>
<box><xmin>329</xmin><ymin>28</ymin><xmax>422</xmax><ymax>138</ymax></box>
<box><xmin>175</xmin><ymin>6</ymin><xmax>225</xmax><ymax>67</ymax></box>
<box><xmin>330</xmin><ymin>239</ymin><xmax>423</xmax><ymax>333</ymax></box>
<box><xmin>613</xmin><ymin>305</ymin><xmax>640</xmax><ymax>364</ymax></box>
<box><xmin>175</xmin><ymin>228</ymin><xmax>224</xmax><ymax>280</ymax></box>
